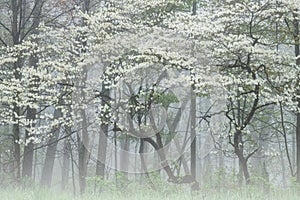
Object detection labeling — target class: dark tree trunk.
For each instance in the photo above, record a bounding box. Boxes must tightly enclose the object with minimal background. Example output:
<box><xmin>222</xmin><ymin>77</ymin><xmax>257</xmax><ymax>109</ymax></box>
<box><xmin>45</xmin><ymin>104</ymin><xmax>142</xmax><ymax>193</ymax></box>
<box><xmin>40</xmin><ymin>108</ymin><xmax>62</xmax><ymax>187</ymax></box>
<box><xmin>22</xmin><ymin>107</ymin><xmax>36</xmax><ymax>179</ymax></box>
<box><xmin>144</xmin><ymin>134</ymin><xmax>176</xmax><ymax>181</ymax></box>
<box><xmin>11</xmin><ymin>0</ymin><xmax>22</xmax><ymax>183</ymax></box>
<box><xmin>9</xmin><ymin>0</ymin><xmax>42</xmax><ymax>181</ymax></box>
<box><xmin>139</xmin><ymin>138</ymin><xmax>148</xmax><ymax>175</ymax></box>
<box><xmin>294</xmin><ymin>15</ymin><xmax>300</xmax><ymax>184</ymax></box>
<box><xmin>240</xmin><ymin>157</ymin><xmax>250</xmax><ymax>185</ymax></box>
<box><xmin>20</xmin><ymin>0</ymin><xmax>42</xmax><ymax>181</ymax></box>
<box><xmin>234</xmin><ymin>130</ymin><xmax>250</xmax><ymax>185</ymax></box>
<box><xmin>22</xmin><ymin>53</ymin><xmax>40</xmax><ymax>181</ymax></box>
<box><xmin>190</xmin><ymin>2</ymin><xmax>198</xmax><ymax>190</ymax></box>
<box><xmin>13</xmin><ymin>119</ymin><xmax>21</xmax><ymax>183</ymax></box>
<box><xmin>190</xmin><ymin>88</ymin><xmax>197</xmax><ymax>181</ymax></box>
<box><xmin>297</xmin><ymin>112</ymin><xmax>300</xmax><ymax>183</ymax></box>
<box><xmin>0</xmin><ymin>145</ymin><xmax>2</xmax><ymax>181</ymax></box>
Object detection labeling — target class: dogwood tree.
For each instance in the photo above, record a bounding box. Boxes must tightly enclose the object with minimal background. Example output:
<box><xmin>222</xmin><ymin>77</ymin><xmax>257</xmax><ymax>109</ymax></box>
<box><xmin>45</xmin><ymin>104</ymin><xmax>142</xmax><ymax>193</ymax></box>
<box><xmin>0</xmin><ymin>23</ymin><xmax>85</xmax><ymax>183</ymax></box>
<box><xmin>2</xmin><ymin>0</ymin><xmax>300</xmax><ymax>191</ymax></box>
<box><xmin>165</xmin><ymin>0</ymin><xmax>300</xmax><ymax>184</ymax></box>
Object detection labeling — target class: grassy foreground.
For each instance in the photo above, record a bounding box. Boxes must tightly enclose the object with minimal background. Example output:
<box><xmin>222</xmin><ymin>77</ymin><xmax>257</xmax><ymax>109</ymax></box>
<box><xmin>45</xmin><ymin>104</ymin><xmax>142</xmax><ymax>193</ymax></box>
<box><xmin>0</xmin><ymin>186</ymin><xmax>299</xmax><ymax>200</ymax></box>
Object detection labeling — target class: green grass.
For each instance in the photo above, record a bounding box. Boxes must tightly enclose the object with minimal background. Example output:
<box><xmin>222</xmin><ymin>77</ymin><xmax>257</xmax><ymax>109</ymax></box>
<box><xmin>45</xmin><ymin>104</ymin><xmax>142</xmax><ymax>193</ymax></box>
<box><xmin>0</xmin><ymin>186</ymin><xmax>299</xmax><ymax>200</ymax></box>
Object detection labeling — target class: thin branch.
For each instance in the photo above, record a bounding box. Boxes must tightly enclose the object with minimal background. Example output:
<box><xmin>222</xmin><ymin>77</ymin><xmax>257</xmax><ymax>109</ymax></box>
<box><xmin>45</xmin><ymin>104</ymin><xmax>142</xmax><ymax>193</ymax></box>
<box><xmin>246</xmin><ymin>148</ymin><xmax>259</xmax><ymax>161</ymax></box>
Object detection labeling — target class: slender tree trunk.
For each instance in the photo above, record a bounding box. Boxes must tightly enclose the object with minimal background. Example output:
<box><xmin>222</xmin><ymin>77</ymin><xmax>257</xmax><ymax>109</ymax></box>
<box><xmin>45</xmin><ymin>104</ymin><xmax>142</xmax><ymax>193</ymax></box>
<box><xmin>11</xmin><ymin>0</ymin><xmax>21</xmax><ymax>183</ymax></box>
<box><xmin>297</xmin><ymin>111</ymin><xmax>300</xmax><ymax>183</ymax></box>
<box><xmin>13</xmin><ymin>118</ymin><xmax>21</xmax><ymax>183</ymax></box>
<box><xmin>120</xmin><ymin>134</ymin><xmax>129</xmax><ymax>180</ymax></box>
<box><xmin>9</xmin><ymin>0</ymin><xmax>43</xmax><ymax>183</ymax></box>
<box><xmin>237</xmin><ymin>135</ymin><xmax>244</xmax><ymax>186</ymax></box>
<box><xmin>11</xmin><ymin>0</ymin><xmax>19</xmax><ymax>45</ymax></box>
<box><xmin>238</xmin><ymin>153</ymin><xmax>250</xmax><ymax>185</ymax></box>
<box><xmin>78</xmin><ymin>8</ymin><xmax>90</xmax><ymax>196</ymax></box>
<box><xmin>22</xmin><ymin>107</ymin><xmax>36</xmax><ymax>179</ymax></box>
<box><xmin>166</xmin><ymin>98</ymin><xmax>190</xmax><ymax>175</ymax></box>
<box><xmin>276</xmin><ymin>130</ymin><xmax>287</xmax><ymax>186</ymax></box>
<box><xmin>62</xmin><ymin>137</ymin><xmax>71</xmax><ymax>190</ymax></box>
<box><xmin>204</xmin><ymin>153</ymin><xmax>211</xmax><ymax>181</ymax></box>
<box><xmin>0</xmin><ymin>145</ymin><xmax>2</xmax><ymax>182</ymax></box>
<box><xmin>294</xmin><ymin>15</ymin><xmax>300</xmax><ymax>184</ymax></box>
<box><xmin>239</xmin><ymin>157</ymin><xmax>250</xmax><ymax>184</ymax></box>
<box><xmin>114</xmin><ymin>131</ymin><xmax>118</xmax><ymax>185</ymax></box>
<box><xmin>96</xmin><ymin>83</ymin><xmax>110</xmax><ymax>179</ymax></box>
<box><xmin>139</xmin><ymin>138</ymin><xmax>156</xmax><ymax>190</ymax></box>
<box><xmin>77</xmin><ymin>1</ymin><xmax>91</xmax><ymax>190</ymax></box>
<box><xmin>190</xmin><ymin>88</ymin><xmax>196</xmax><ymax>181</ymax></box>
<box><xmin>96</xmin><ymin>84</ymin><xmax>110</xmax><ymax>178</ymax></box>
<box><xmin>21</xmin><ymin>0</ymin><xmax>42</xmax><ymax>181</ymax></box>
<box><xmin>78</xmin><ymin>109</ymin><xmax>89</xmax><ymax>194</ymax></box>
<box><xmin>40</xmin><ymin>108</ymin><xmax>62</xmax><ymax>187</ymax></box>
<box><xmin>69</xmin><ymin>140</ymin><xmax>76</xmax><ymax>195</ymax></box>
<box><xmin>139</xmin><ymin>138</ymin><xmax>147</xmax><ymax>176</ymax></box>
<box><xmin>234</xmin><ymin>130</ymin><xmax>250</xmax><ymax>185</ymax></box>
<box><xmin>190</xmin><ymin>2</ymin><xmax>198</xmax><ymax>191</ymax></box>
<box><xmin>22</xmin><ymin>55</ymin><xmax>40</xmax><ymax>181</ymax></box>
<box><xmin>96</xmin><ymin>123</ymin><xmax>108</xmax><ymax>178</ymax></box>
<box><xmin>33</xmin><ymin>146</ymin><xmax>37</xmax><ymax>182</ymax></box>
<box><xmin>238</xmin><ymin>159</ymin><xmax>243</xmax><ymax>185</ymax></box>
<box><xmin>293</xmin><ymin>132</ymin><xmax>296</xmax><ymax>168</ymax></box>
<box><xmin>218</xmin><ymin>148</ymin><xmax>224</xmax><ymax>191</ymax></box>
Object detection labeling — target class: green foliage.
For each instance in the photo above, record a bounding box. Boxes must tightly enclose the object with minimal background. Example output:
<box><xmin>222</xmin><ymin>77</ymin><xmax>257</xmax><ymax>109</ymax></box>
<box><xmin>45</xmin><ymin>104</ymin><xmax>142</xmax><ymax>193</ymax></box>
<box><xmin>86</xmin><ymin>176</ymin><xmax>118</xmax><ymax>193</ymax></box>
<box><xmin>153</xmin><ymin>92</ymin><xmax>179</xmax><ymax>107</ymax></box>
<box><xmin>202</xmin><ymin>167</ymin><xmax>238</xmax><ymax>191</ymax></box>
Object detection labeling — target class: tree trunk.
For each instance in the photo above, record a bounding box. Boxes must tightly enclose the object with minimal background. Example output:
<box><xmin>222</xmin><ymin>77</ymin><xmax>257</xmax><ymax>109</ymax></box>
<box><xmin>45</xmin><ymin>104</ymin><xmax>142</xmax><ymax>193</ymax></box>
<box><xmin>139</xmin><ymin>138</ymin><xmax>148</xmax><ymax>175</ymax></box>
<box><xmin>11</xmin><ymin>7</ymin><xmax>21</xmax><ymax>181</ymax></box>
<box><xmin>9</xmin><ymin>0</ymin><xmax>42</xmax><ymax>183</ymax></box>
<box><xmin>165</xmin><ymin>98</ymin><xmax>190</xmax><ymax>175</ymax></box>
<box><xmin>22</xmin><ymin>107</ymin><xmax>36</xmax><ymax>179</ymax></box>
<box><xmin>0</xmin><ymin>145</ymin><xmax>2</xmax><ymax>182</ymax></box>
<box><xmin>96</xmin><ymin>84</ymin><xmax>110</xmax><ymax>178</ymax></box>
<box><xmin>190</xmin><ymin>2</ymin><xmax>198</xmax><ymax>190</ymax></box>
<box><xmin>21</xmin><ymin>0</ymin><xmax>42</xmax><ymax>181</ymax></box>
<box><xmin>96</xmin><ymin>123</ymin><xmax>108</xmax><ymax>179</ymax></box>
<box><xmin>293</xmin><ymin>131</ymin><xmax>296</xmax><ymax>168</ymax></box>
<box><xmin>240</xmin><ymin>157</ymin><xmax>250</xmax><ymax>185</ymax></box>
<box><xmin>120</xmin><ymin>134</ymin><xmax>129</xmax><ymax>179</ymax></box>
<box><xmin>62</xmin><ymin>137</ymin><xmax>71</xmax><ymax>191</ymax></box>
<box><xmin>297</xmin><ymin>112</ymin><xmax>300</xmax><ymax>183</ymax></box>
<box><xmin>276</xmin><ymin>132</ymin><xmax>287</xmax><ymax>186</ymax></box>
<box><xmin>78</xmin><ymin>109</ymin><xmax>89</xmax><ymax>194</ymax></box>
<box><xmin>234</xmin><ymin>130</ymin><xmax>250</xmax><ymax>185</ymax></box>
<box><xmin>40</xmin><ymin>108</ymin><xmax>62</xmax><ymax>187</ymax></box>
<box><xmin>33</xmin><ymin>147</ymin><xmax>37</xmax><ymax>182</ymax></box>
<box><xmin>294</xmin><ymin>15</ymin><xmax>300</xmax><ymax>184</ymax></box>
<box><xmin>190</xmin><ymin>87</ymin><xmax>197</xmax><ymax>186</ymax></box>
<box><xmin>13</xmin><ymin>120</ymin><xmax>21</xmax><ymax>183</ymax></box>
<box><xmin>22</xmin><ymin>58</ymin><xmax>39</xmax><ymax>181</ymax></box>
<box><xmin>70</xmin><ymin>140</ymin><xmax>76</xmax><ymax>195</ymax></box>
<box><xmin>238</xmin><ymin>160</ymin><xmax>243</xmax><ymax>185</ymax></box>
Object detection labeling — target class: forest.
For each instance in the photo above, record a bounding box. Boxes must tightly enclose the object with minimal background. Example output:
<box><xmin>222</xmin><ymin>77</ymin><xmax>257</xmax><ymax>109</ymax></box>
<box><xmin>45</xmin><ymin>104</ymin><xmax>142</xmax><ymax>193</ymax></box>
<box><xmin>0</xmin><ymin>0</ymin><xmax>300</xmax><ymax>199</ymax></box>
